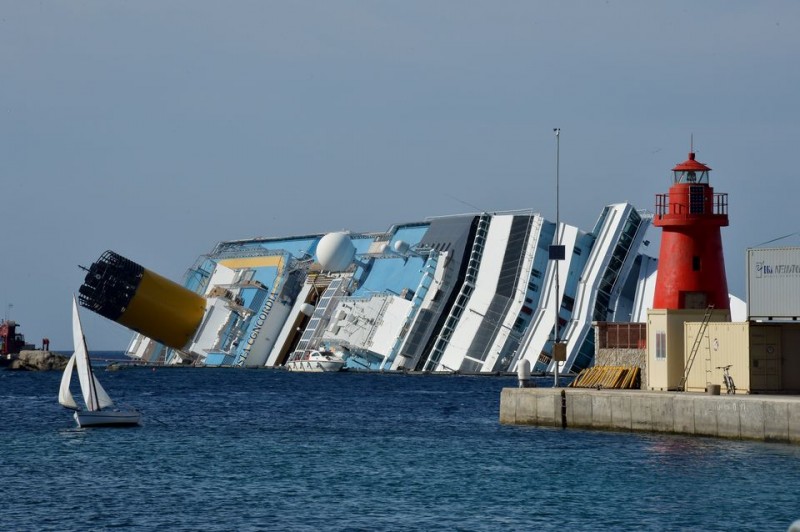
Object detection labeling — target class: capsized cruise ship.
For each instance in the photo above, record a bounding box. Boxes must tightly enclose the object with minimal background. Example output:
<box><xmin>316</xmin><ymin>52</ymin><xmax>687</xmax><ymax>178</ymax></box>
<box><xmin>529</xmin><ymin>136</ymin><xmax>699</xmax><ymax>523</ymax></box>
<box><xmin>79</xmin><ymin>203</ymin><xmax>659</xmax><ymax>375</ymax></box>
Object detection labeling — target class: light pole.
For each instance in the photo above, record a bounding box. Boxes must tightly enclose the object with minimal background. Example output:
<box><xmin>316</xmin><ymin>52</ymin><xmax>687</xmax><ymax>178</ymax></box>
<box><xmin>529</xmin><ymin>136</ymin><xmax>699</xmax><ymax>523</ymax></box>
<box><xmin>552</xmin><ymin>128</ymin><xmax>562</xmax><ymax>387</ymax></box>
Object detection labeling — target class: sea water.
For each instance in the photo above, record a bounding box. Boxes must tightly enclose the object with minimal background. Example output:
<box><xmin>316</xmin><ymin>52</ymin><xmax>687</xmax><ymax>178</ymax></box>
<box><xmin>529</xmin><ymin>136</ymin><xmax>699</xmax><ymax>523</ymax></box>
<box><xmin>1</xmin><ymin>363</ymin><xmax>798</xmax><ymax>531</ymax></box>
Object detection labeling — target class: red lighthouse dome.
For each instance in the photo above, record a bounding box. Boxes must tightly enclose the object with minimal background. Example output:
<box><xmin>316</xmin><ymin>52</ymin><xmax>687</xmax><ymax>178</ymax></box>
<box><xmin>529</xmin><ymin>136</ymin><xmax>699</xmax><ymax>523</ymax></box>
<box><xmin>652</xmin><ymin>150</ymin><xmax>730</xmax><ymax>310</ymax></box>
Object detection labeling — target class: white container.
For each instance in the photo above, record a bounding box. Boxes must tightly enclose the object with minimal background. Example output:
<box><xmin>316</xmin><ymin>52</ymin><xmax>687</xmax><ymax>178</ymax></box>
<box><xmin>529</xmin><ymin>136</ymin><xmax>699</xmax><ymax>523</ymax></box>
<box><xmin>747</xmin><ymin>247</ymin><xmax>800</xmax><ymax>319</ymax></box>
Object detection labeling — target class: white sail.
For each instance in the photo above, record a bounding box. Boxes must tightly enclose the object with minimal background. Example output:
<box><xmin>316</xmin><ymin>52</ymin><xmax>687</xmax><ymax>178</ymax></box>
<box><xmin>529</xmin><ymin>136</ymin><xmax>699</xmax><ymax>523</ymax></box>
<box><xmin>93</xmin><ymin>375</ymin><xmax>114</xmax><ymax>410</ymax></box>
<box><xmin>72</xmin><ymin>296</ymin><xmax>114</xmax><ymax>411</ymax></box>
<box><xmin>58</xmin><ymin>352</ymin><xmax>79</xmax><ymax>410</ymax></box>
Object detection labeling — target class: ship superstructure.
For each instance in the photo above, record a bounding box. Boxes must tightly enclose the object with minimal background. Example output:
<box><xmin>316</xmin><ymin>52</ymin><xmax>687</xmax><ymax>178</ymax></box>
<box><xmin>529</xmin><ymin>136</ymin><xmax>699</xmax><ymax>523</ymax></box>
<box><xmin>95</xmin><ymin>203</ymin><xmax>658</xmax><ymax>375</ymax></box>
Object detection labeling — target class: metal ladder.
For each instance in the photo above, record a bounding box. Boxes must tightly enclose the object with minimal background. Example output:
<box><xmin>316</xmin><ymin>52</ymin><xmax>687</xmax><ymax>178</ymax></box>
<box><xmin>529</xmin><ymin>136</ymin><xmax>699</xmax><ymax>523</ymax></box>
<box><xmin>678</xmin><ymin>304</ymin><xmax>715</xmax><ymax>391</ymax></box>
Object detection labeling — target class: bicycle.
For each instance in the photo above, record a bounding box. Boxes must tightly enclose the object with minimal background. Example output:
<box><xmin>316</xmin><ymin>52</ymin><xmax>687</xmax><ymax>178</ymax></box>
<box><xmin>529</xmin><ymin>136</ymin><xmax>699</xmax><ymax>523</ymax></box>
<box><xmin>716</xmin><ymin>365</ymin><xmax>736</xmax><ymax>394</ymax></box>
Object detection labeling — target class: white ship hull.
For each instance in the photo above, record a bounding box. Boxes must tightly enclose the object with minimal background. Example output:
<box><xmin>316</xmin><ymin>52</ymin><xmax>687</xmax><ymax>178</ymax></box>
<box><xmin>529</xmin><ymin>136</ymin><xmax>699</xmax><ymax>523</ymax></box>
<box><xmin>106</xmin><ymin>205</ymin><xmax>681</xmax><ymax>374</ymax></box>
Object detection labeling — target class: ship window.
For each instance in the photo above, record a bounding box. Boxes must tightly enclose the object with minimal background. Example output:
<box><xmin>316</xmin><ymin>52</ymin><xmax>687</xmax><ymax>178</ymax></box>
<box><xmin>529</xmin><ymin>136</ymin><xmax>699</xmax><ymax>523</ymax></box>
<box><xmin>623</xmin><ymin>219</ymin><xmax>639</xmax><ymax>237</ymax></box>
<box><xmin>692</xmin><ymin>256</ymin><xmax>701</xmax><ymax>271</ymax></box>
<box><xmin>531</xmin><ymin>268</ymin><xmax>542</xmax><ymax>278</ymax></box>
<box><xmin>573</xmin><ymin>246</ymin><xmax>582</xmax><ymax>256</ymax></box>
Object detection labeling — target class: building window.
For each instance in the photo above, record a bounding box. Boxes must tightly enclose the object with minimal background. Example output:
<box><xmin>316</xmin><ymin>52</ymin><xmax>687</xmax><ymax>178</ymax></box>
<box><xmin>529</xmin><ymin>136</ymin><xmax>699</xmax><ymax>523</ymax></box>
<box><xmin>692</xmin><ymin>256</ymin><xmax>701</xmax><ymax>271</ymax></box>
<box><xmin>655</xmin><ymin>331</ymin><xmax>666</xmax><ymax>360</ymax></box>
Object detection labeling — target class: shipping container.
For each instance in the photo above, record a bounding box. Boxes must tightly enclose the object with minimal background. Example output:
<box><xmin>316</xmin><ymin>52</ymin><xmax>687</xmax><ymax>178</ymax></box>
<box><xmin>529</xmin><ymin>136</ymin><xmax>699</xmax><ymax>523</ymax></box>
<box><xmin>780</xmin><ymin>324</ymin><xmax>800</xmax><ymax>391</ymax></box>
<box><xmin>684</xmin><ymin>321</ymin><xmax>800</xmax><ymax>394</ymax></box>
<box><xmin>748</xmin><ymin>324</ymin><xmax>781</xmax><ymax>392</ymax></box>
<box><xmin>747</xmin><ymin>247</ymin><xmax>800</xmax><ymax>319</ymax></box>
<box><xmin>684</xmin><ymin>321</ymin><xmax>750</xmax><ymax>393</ymax></box>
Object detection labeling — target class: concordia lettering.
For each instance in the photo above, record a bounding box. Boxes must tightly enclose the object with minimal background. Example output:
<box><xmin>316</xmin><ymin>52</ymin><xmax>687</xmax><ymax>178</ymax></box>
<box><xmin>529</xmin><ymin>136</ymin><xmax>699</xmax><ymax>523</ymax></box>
<box><xmin>243</xmin><ymin>292</ymin><xmax>278</xmax><ymax>353</ymax></box>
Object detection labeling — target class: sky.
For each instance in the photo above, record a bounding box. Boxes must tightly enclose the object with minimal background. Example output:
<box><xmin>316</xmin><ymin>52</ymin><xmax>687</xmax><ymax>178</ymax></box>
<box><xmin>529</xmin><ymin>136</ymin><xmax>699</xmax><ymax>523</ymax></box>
<box><xmin>2</xmin><ymin>1</ymin><xmax>799</xmax><ymax>350</ymax></box>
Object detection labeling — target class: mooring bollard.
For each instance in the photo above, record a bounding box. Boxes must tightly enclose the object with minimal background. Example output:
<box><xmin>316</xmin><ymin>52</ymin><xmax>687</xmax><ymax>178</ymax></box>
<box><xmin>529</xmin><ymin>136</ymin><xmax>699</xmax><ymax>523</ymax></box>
<box><xmin>517</xmin><ymin>359</ymin><xmax>531</xmax><ymax>388</ymax></box>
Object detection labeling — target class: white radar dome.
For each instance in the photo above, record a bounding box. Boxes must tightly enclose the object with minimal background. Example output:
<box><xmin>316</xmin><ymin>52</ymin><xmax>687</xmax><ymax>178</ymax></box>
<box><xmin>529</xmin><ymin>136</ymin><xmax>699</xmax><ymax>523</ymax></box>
<box><xmin>316</xmin><ymin>232</ymin><xmax>356</xmax><ymax>272</ymax></box>
<box><xmin>393</xmin><ymin>240</ymin><xmax>410</xmax><ymax>254</ymax></box>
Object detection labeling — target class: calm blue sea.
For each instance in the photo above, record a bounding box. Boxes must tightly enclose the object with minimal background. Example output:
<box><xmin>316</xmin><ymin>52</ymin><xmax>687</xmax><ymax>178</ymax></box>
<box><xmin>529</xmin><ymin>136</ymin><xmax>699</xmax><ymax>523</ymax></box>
<box><xmin>2</xmin><ymin>359</ymin><xmax>799</xmax><ymax>531</ymax></box>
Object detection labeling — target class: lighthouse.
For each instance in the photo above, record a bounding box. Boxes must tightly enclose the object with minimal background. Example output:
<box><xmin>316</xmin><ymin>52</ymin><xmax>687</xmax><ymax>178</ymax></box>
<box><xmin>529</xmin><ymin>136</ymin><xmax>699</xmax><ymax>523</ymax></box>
<box><xmin>653</xmin><ymin>150</ymin><xmax>730</xmax><ymax>310</ymax></box>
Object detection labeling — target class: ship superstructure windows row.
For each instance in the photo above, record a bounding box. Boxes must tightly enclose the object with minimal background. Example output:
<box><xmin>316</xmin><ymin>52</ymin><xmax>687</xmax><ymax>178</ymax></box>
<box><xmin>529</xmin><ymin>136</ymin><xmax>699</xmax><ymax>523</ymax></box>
<box><xmin>79</xmin><ymin>202</ymin><xmax>659</xmax><ymax>375</ymax></box>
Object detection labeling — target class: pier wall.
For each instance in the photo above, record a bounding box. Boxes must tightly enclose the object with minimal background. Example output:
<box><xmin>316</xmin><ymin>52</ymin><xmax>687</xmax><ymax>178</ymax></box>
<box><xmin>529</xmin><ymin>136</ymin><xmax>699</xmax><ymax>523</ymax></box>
<box><xmin>500</xmin><ymin>388</ymin><xmax>800</xmax><ymax>444</ymax></box>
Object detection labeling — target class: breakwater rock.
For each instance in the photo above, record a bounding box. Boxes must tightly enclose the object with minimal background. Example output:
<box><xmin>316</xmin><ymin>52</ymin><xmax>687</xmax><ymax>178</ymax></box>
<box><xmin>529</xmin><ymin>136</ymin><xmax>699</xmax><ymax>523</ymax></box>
<box><xmin>7</xmin><ymin>350</ymin><xmax>69</xmax><ymax>371</ymax></box>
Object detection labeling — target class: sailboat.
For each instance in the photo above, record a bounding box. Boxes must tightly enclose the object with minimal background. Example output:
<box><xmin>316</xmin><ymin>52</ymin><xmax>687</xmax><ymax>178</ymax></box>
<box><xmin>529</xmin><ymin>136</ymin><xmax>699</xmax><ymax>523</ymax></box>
<box><xmin>58</xmin><ymin>296</ymin><xmax>141</xmax><ymax>427</ymax></box>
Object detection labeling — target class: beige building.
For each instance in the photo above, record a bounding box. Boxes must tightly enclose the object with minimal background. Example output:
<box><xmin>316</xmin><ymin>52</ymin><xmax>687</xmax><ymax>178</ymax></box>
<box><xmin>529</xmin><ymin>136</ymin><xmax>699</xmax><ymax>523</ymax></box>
<box><xmin>646</xmin><ymin>308</ymin><xmax>730</xmax><ymax>391</ymax></box>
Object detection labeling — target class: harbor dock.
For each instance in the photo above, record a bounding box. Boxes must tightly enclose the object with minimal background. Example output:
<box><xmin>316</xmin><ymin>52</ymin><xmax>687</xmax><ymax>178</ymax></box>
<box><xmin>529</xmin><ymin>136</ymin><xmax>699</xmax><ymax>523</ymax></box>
<box><xmin>500</xmin><ymin>387</ymin><xmax>800</xmax><ymax>444</ymax></box>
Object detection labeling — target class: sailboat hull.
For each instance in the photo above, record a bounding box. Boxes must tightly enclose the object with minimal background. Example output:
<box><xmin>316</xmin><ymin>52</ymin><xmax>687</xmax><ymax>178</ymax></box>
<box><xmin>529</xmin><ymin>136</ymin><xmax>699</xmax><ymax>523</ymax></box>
<box><xmin>74</xmin><ymin>409</ymin><xmax>141</xmax><ymax>428</ymax></box>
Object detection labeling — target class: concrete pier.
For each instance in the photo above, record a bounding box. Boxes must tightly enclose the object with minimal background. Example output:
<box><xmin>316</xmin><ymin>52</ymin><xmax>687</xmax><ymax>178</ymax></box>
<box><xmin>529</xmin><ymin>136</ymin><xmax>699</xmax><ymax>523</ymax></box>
<box><xmin>500</xmin><ymin>388</ymin><xmax>800</xmax><ymax>444</ymax></box>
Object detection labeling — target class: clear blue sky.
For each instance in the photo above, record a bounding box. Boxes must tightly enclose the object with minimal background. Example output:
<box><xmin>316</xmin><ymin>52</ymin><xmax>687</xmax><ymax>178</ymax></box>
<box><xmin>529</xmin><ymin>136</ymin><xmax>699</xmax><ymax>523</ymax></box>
<box><xmin>2</xmin><ymin>1</ymin><xmax>798</xmax><ymax>350</ymax></box>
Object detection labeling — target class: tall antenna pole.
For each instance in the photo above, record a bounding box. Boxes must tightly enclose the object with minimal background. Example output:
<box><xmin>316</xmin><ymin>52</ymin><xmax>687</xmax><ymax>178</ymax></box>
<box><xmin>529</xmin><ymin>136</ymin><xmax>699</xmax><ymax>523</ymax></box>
<box><xmin>553</xmin><ymin>128</ymin><xmax>561</xmax><ymax>387</ymax></box>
